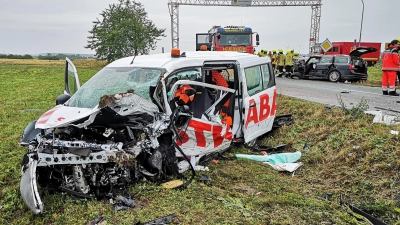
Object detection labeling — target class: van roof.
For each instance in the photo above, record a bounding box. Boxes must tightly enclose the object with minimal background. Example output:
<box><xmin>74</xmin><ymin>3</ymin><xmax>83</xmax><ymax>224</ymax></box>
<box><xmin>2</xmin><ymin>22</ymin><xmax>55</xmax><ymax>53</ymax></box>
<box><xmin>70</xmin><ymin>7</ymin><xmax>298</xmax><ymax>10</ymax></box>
<box><xmin>107</xmin><ymin>51</ymin><xmax>270</xmax><ymax>72</ymax></box>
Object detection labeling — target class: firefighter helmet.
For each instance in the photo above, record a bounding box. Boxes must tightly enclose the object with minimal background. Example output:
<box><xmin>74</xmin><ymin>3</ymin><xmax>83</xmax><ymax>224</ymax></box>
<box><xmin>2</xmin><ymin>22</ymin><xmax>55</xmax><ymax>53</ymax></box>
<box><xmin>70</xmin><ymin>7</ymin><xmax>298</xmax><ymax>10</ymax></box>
<box><xmin>174</xmin><ymin>84</ymin><xmax>196</xmax><ymax>106</ymax></box>
<box><xmin>272</xmin><ymin>49</ymin><xmax>276</xmax><ymax>53</ymax></box>
<box><xmin>294</xmin><ymin>52</ymin><xmax>299</xmax><ymax>56</ymax></box>
<box><xmin>278</xmin><ymin>49</ymin><xmax>283</xmax><ymax>53</ymax></box>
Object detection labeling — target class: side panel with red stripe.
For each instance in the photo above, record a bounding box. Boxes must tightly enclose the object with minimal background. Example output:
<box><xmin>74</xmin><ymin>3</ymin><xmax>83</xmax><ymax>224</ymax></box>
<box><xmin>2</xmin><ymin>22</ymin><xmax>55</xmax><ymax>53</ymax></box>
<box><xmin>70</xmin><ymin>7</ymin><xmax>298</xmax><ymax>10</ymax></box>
<box><xmin>176</xmin><ymin>118</ymin><xmax>232</xmax><ymax>156</ymax></box>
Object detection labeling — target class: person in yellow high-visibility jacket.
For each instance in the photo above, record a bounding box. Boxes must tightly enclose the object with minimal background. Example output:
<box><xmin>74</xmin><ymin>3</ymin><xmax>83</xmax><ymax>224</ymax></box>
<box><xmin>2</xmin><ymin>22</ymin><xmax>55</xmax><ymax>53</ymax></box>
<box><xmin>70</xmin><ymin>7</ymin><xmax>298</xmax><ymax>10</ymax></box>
<box><xmin>262</xmin><ymin>49</ymin><xmax>268</xmax><ymax>57</ymax></box>
<box><xmin>271</xmin><ymin>49</ymin><xmax>278</xmax><ymax>72</ymax></box>
<box><xmin>293</xmin><ymin>51</ymin><xmax>300</xmax><ymax>60</ymax></box>
<box><xmin>285</xmin><ymin>50</ymin><xmax>294</xmax><ymax>78</ymax></box>
<box><xmin>277</xmin><ymin>49</ymin><xmax>285</xmax><ymax>77</ymax></box>
<box><xmin>258</xmin><ymin>49</ymin><xmax>265</xmax><ymax>57</ymax></box>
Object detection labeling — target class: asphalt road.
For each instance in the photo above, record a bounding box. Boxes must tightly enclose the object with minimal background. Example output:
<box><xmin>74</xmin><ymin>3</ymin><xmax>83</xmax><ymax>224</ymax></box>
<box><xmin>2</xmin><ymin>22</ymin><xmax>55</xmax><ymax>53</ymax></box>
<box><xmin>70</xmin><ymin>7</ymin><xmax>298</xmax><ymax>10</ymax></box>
<box><xmin>275</xmin><ymin>77</ymin><xmax>400</xmax><ymax>116</ymax></box>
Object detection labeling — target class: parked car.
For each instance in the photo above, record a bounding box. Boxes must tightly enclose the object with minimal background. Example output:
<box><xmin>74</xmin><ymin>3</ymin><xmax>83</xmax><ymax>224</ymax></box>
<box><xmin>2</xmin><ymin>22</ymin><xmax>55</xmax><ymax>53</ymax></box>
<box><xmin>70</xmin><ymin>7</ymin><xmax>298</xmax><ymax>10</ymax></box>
<box><xmin>292</xmin><ymin>47</ymin><xmax>377</xmax><ymax>82</ymax></box>
<box><xmin>20</xmin><ymin>50</ymin><xmax>277</xmax><ymax>214</ymax></box>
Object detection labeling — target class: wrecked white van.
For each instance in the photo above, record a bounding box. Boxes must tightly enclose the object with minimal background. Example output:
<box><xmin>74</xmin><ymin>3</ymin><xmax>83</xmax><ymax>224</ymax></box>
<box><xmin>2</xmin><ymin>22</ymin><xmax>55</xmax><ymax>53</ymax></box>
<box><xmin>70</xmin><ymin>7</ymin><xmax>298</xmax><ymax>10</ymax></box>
<box><xmin>20</xmin><ymin>49</ymin><xmax>277</xmax><ymax>214</ymax></box>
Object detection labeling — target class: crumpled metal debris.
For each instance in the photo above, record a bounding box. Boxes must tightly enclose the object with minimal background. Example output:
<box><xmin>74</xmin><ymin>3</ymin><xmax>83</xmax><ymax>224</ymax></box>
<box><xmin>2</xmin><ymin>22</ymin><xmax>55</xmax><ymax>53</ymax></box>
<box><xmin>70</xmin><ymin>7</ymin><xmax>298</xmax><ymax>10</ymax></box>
<box><xmin>135</xmin><ymin>213</ymin><xmax>175</xmax><ymax>225</ymax></box>
<box><xmin>114</xmin><ymin>195</ymin><xmax>136</xmax><ymax>211</ymax></box>
<box><xmin>272</xmin><ymin>114</ymin><xmax>293</xmax><ymax>129</ymax></box>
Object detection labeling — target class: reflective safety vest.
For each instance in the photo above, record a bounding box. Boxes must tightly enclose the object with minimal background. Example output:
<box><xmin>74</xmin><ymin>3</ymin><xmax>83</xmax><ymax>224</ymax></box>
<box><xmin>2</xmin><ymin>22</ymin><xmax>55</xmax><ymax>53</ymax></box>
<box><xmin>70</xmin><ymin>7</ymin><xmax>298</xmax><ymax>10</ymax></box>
<box><xmin>272</xmin><ymin>54</ymin><xmax>277</xmax><ymax>65</ymax></box>
<box><xmin>278</xmin><ymin>53</ymin><xmax>285</xmax><ymax>66</ymax></box>
<box><xmin>382</xmin><ymin>47</ymin><xmax>400</xmax><ymax>71</ymax></box>
<box><xmin>285</xmin><ymin>53</ymin><xmax>293</xmax><ymax>66</ymax></box>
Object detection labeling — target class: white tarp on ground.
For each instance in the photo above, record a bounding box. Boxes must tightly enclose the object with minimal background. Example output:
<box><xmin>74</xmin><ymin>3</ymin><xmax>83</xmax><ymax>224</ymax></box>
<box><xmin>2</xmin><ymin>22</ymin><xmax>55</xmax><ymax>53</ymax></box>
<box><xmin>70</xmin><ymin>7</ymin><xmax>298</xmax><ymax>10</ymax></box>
<box><xmin>236</xmin><ymin>151</ymin><xmax>302</xmax><ymax>173</ymax></box>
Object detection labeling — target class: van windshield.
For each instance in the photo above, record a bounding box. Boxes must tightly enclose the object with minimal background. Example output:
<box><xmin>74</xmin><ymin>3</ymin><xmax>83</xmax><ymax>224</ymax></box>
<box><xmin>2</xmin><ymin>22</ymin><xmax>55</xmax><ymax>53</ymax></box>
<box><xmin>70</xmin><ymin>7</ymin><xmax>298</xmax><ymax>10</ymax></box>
<box><xmin>67</xmin><ymin>67</ymin><xmax>164</xmax><ymax>108</ymax></box>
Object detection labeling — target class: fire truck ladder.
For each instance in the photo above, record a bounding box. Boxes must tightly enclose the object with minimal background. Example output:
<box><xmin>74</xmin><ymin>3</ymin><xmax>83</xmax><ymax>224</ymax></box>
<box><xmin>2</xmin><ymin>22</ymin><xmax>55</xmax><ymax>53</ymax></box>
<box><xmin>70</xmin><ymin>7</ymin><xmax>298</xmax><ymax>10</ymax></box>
<box><xmin>168</xmin><ymin>0</ymin><xmax>322</xmax><ymax>54</ymax></box>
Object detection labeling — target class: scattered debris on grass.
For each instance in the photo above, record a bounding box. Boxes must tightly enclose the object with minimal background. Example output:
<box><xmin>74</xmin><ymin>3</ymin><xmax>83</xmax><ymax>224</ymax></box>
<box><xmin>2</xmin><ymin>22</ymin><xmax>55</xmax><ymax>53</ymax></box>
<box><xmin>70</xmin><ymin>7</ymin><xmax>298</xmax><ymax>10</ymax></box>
<box><xmin>161</xmin><ymin>180</ymin><xmax>184</xmax><ymax>189</ymax></box>
<box><xmin>236</xmin><ymin>151</ymin><xmax>302</xmax><ymax>173</ymax></box>
<box><xmin>365</xmin><ymin>111</ymin><xmax>400</xmax><ymax>125</ymax></box>
<box><xmin>114</xmin><ymin>195</ymin><xmax>136</xmax><ymax>211</ymax></box>
<box><xmin>135</xmin><ymin>213</ymin><xmax>175</xmax><ymax>225</ymax></box>
<box><xmin>86</xmin><ymin>216</ymin><xmax>106</xmax><ymax>225</ymax></box>
<box><xmin>198</xmin><ymin>174</ymin><xmax>211</xmax><ymax>183</ymax></box>
<box><xmin>341</xmin><ymin>195</ymin><xmax>388</xmax><ymax>225</ymax></box>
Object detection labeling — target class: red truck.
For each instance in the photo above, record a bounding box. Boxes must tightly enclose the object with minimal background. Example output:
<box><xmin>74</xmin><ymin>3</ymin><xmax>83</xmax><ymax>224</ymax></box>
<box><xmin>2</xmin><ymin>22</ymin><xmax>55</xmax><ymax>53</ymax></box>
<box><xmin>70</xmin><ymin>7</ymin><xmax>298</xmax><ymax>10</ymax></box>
<box><xmin>323</xmin><ymin>42</ymin><xmax>381</xmax><ymax>66</ymax></box>
<box><xmin>196</xmin><ymin>25</ymin><xmax>259</xmax><ymax>54</ymax></box>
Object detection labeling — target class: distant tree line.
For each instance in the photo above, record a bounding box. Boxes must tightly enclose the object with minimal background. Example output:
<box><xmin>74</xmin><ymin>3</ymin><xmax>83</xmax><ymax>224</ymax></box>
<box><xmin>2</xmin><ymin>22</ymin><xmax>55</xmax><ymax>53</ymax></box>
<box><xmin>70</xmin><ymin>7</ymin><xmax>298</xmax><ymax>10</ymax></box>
<box><xmin>38</xmin><ymin>53</ymin><xmax>94</xmax><ymax>60</ymax></box>
<box><xmin>0</xmin><ymin>53</ymin><xmax>93</xmax><ymax>60</ymax></box>
<box><xmin>0</xmin><ymin>54</ymin><xmax>33</xmax><ymax>59</ymax></box>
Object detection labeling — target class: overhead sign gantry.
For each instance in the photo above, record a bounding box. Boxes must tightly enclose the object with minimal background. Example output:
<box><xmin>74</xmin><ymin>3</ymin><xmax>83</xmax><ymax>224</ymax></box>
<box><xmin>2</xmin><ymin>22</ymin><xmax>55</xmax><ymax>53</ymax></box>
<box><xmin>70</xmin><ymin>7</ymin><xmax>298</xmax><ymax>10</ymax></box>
<box><xmin>168</xmin><ymin>0</ymin><xmax>322</xmax><ymax>54</ymax></box>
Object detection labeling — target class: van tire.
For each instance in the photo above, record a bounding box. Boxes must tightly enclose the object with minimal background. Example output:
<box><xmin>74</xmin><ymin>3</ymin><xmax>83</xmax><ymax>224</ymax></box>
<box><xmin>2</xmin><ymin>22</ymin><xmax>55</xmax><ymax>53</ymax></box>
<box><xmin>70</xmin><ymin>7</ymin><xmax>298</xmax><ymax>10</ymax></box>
<box><xmin>328</xmin><ymin>70</ymin><xmax>341</xmax><ymax>82</ymax></box>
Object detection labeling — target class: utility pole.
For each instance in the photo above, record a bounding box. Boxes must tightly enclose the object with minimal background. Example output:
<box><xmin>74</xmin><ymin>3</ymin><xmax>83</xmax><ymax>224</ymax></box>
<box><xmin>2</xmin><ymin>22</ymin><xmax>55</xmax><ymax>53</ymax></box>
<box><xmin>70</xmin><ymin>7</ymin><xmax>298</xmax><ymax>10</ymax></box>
<box><xmin>358</xmin><ymin>0</ymin><xmax>364</xmax><ymax>47</ymax></box>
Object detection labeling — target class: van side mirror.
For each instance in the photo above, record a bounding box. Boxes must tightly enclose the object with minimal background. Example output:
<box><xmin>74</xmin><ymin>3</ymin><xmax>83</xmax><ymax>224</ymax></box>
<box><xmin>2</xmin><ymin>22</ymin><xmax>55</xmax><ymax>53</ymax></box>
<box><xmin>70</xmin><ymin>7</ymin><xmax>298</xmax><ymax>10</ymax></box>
<box><xmin>56</xmin><ymin>94</ymin><xmax>71</xmax><ymax>105</ymax></box>
<box><xmin>256</xmin><ymin>41</ymin><xmax>260</xmax><ymax>46</ymax></box>
<box><xmin>256</xmin><ymin>34</ymin><xmax>259</xmax><ymax>42</ymax></box>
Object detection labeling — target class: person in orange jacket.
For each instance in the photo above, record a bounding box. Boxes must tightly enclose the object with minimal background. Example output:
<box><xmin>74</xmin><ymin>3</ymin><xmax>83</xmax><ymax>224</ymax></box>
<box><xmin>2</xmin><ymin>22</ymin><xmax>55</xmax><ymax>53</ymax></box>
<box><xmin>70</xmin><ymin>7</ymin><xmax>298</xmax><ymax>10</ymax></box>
<box><xmin>382</xmin><ymin>39</ymin><xmax>400</xmax><ymax>96</ymax></box>
<box><xmin>211</xmin><ymin>70</ymin><xmax>232</xmax><ymax>126</ymax></box>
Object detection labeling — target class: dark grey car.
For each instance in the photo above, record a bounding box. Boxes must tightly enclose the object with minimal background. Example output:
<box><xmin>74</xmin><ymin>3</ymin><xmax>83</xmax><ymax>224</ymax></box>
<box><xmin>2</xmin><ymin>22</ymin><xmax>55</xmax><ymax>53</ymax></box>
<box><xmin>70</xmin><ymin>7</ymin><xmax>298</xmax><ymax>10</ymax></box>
<box><xmin>292</xmin><ymin>47</ymin><xmax>377</xmax><ymax>82</ymax></box>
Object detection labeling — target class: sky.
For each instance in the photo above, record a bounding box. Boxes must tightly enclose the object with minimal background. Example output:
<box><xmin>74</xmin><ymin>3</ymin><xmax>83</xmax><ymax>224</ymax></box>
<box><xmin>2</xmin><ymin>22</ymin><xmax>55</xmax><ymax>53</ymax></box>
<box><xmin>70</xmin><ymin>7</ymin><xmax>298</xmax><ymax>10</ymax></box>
<box><xmin>0</xmin><ymin>0</ymin><xmax>398</xmax><ymax>55</ymax></box>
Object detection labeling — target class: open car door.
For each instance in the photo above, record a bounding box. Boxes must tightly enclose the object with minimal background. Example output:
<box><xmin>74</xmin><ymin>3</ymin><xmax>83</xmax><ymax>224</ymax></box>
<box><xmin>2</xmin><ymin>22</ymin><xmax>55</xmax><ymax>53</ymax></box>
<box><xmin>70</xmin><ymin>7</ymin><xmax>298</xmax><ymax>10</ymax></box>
<box><xmin>242</xmin><ymin>63</ymin><xmax>276</xmax><ymax>143</ymax></box>
<box><xmin>349</xmin><ymin>47</ymin><xmax>377</xmax><ymax>57</ymax></box>
<box><xmin>64</xmin><ymin>57</ymin><xmax>81</xmax><ymax>95</ymax></box>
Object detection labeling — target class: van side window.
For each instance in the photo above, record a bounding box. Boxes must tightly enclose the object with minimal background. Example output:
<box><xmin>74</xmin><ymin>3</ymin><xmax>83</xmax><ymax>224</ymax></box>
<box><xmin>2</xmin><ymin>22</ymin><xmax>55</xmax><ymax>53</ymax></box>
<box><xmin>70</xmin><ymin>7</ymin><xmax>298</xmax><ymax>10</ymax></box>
<box><xmin>261</xmin><ymin>64</ymin><xmax>273</xmax><ymax>89</ymax></box>
<box><xmin>245</xmin><ymin>66</ymin><xmax>262</xmax><ymax>96</ymax></box>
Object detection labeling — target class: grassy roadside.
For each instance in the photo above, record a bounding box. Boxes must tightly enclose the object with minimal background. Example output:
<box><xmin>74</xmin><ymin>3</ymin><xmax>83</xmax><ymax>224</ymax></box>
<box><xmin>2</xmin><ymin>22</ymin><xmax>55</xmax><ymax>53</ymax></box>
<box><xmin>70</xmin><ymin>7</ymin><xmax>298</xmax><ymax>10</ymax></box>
<box><xmin>0</xmin><ymin>59</ymin><xmax>399</xmax><ymax>224</ymax></box>
<box><xmin>363</xmin><ymin>64</ymin><xmax>382</xmax><ymax>87</ymax></box>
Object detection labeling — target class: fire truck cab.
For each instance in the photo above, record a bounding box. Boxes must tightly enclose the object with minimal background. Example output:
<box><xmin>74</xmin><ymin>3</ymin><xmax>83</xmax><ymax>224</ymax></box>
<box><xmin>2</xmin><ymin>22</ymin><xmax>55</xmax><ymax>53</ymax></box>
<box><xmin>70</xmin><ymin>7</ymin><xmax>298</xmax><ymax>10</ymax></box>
<box><xmin>196</xmin><ymin>25</ymin><xmax>259</xmax><ymax>54</ymax></box>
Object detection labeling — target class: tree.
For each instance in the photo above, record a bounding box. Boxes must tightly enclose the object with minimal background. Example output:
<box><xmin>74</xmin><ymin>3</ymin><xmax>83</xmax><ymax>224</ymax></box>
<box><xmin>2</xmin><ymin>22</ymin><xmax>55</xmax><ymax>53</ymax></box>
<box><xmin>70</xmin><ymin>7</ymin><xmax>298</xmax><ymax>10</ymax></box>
<box><xmin>85</xmin><ymin>0</ymin><xmax>166</xmax><ymax>62</ymax></box>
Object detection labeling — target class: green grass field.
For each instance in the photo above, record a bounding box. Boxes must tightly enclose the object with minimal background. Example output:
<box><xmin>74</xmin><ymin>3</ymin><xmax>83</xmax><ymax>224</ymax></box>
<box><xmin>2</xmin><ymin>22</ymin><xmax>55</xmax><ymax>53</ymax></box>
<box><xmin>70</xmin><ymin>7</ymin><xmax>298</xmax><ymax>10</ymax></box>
<box><xmin>0</xmin><ymin>59</ymin><xmax>399</xmax><ymax>224</ymax></box>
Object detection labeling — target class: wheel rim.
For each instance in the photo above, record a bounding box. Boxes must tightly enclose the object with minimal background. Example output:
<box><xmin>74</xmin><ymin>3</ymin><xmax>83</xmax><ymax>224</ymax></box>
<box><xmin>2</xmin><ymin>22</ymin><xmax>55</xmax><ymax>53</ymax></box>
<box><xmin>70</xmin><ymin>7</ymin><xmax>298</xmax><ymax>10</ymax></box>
<box><xmin>330</xmin><ymin>71</ymin><xmax>339</xmax><ymax>81</ymax></box>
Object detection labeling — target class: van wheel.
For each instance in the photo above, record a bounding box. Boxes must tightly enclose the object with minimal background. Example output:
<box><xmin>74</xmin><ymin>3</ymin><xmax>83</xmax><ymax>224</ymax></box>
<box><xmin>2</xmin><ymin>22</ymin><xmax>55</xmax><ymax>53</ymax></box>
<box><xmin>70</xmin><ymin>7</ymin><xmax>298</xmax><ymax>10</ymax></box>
<box><xmin>328</xmin><ymin>71</ymin><xmax>341</xmax><ymax>82</ymax></box>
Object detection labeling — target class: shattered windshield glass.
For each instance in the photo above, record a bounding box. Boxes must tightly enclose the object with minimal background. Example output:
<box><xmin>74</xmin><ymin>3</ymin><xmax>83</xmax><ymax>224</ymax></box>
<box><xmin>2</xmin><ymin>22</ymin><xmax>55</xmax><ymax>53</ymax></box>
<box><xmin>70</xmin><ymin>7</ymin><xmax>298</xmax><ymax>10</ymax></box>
<box><xmin>68</xmin><ymin>67</ymin><xmax>164</xmax><ymax>108</ymax></box>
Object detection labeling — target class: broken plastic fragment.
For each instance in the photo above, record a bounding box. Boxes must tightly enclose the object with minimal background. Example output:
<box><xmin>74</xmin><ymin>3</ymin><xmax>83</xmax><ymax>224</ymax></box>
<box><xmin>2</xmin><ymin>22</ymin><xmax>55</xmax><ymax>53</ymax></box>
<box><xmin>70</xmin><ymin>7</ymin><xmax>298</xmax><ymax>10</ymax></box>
<box><xmin>198</xmin><ymin>175</ymin><xmax>211</xmax><ymax>182</ymax></box>
<box><xmin>365</xmin><ymin>110</ymin><xmax>400</xmax><ymax>125</ymax></box>
<box><xmin>162</xmin><ymin>180</ymin><xmax>184</xmax><ymax>189</ymax></box>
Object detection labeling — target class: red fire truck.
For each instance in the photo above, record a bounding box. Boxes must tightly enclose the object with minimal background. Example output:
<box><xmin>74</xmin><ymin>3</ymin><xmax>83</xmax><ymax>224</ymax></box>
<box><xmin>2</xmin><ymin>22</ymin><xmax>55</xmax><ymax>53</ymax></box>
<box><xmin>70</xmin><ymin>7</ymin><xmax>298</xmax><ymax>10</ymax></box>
<box><xmin>323</xmin><ymin>42</ymin><xmax>381</xmax><ymax>66</ymax></box>
<box><xmin>196</xmin><ymin>25</ymin><xmax>259</xmax><ymax>54</ymax></box>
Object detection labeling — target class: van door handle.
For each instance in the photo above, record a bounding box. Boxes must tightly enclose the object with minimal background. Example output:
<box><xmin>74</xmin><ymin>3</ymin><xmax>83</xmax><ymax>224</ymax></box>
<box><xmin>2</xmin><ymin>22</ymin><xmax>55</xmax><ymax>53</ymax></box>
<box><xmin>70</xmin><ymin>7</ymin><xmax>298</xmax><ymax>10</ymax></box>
<box><xmin>249</xmin><ymin>103</ymin><xmax>256</xmax><ymax>108</ymax></box>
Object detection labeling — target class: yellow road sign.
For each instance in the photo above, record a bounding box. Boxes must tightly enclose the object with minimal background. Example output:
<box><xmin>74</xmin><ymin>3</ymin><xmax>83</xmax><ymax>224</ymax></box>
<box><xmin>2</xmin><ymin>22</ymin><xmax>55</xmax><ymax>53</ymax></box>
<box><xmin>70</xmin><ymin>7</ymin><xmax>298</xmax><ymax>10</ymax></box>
<box><xmin>320</xmin><ymin>39</ymin><xmax>333</xmax><ymax>53</ymax></box>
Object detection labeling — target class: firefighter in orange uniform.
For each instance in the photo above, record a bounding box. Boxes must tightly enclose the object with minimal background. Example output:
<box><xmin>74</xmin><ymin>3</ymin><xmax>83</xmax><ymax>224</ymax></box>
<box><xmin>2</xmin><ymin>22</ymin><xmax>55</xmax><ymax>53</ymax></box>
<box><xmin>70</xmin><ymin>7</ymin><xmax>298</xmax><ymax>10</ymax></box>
<box><xmin>381</xmin><ymin>39</ymin><xmax>400</xmax><ymax>96</ymax></box>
